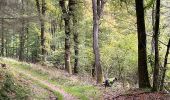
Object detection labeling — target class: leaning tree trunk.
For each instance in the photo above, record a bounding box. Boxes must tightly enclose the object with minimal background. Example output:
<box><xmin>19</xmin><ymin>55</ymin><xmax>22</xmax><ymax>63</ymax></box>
<box><xmin>153</xmin><ymin>0</ymin><xmax>160</xmax><ymax>91</ymax></box>
<box><xmin>92</xmin><ymin>0</ymin><xmax>103</xmax><ymax>83</ymax></box>
<box><xmin>135</xmin><ymin>0</ymin><xmax>151</xmax><ymax>88</ymax></box>
<box><xmin>160</xmin><ymin>39</ymin><xmax>170</xmax><ymax>91</ymax></box>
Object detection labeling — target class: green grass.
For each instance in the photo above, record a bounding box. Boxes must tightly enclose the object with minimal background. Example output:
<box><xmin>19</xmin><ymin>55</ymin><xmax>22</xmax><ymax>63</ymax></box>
<box><xmin>1</xmin><ymin>57</ymin><xmax>101</xmax><ymax>100</ymax></box>
<box><xmin>0</xmin><ymin>68</ymin><xmax>31</xmax><ymax>100</ymax></box>
<box><xmin>14</xmin><ymin>72</ymin><xmax>63</xmax><ymax>100</ymax></box>
<box><xmin>34</xmin><ymin>79</ymin><xmax>63</xmax><ymax>100</ymax></box>
<box><xmin>0</xmin><ymin>58</ymin><xmax>63</xmax><ymax>100</ymax></box>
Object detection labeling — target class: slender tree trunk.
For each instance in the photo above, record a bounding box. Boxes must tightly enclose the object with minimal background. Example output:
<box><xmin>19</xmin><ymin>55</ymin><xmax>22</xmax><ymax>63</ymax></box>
<box><xmin>64</xmin><ymin>19</ymin><xmax>72</xmax><ymax>74</ymax></box>
<box><xmin>73</xmin><ymin>19</ymin><xmax>79</xmax><ymax>73</ymax></box>
<box><xmin>150</xmin><ymin>3</ymin><xmax>155</xmax><ymax>73</ymax></box>
<box><xmin>92</xmin><ymin>0</ymin><xmax>103</xmax><ymax>83</ymax></box>
<box><xmin>19</xmin><ymin>20</ymin><xmax>25</xmax><ymax>61</ymax></box>
<box><xmin>1</xmin><ymin>19</ymin><xmax>4</xmax><ymax>56</ymax></box>
<box><xmin>26</xmin><ymin>23</ymin><xmax>29</xmax><ymax>61</ymax></box>
<box><xmin>12</xmin><ymin>29</ymin><xmax>15</xmax><ymax>57</ymax></box>
<box><xmin>59</xmin><ymin>0</ymin><xmax>72</xmax><ymax>74</ymax></box>
<box><xmin>19</xmin><ymin>0</ymin><xmax>25</xmax><ymax>61</ymax></box>
<box><xmin>35</xmin><ymin>0</ymin><xmax>46</xmax><ymax>60</ymax></box>
<box><xmin>69</xmin><ymin>0</ymin><xmax>79</xmax><ymax>74</ymax></box>
<box><xmin>41</xmin><ymin>0</ymin><xmax>46</xmax><ymax>57</ymax></box>
<box><xmin>5</xmin><ymin>34</ymin><xmax>8</xmax><ymax>57</ymax></box>
<box><xmin>135</xmin><ymin>0</ymin><xmax>151</xmax><ymax>88</ymax></box>
<box><xmin>153</xmin><ymin>0</ymin><xmax>160</xmax><ymax>91</ymax></box>
<box><xmin>160</xmin><ymin>39</ymin><xmax>170</xmax><ymax>91</ymax></box>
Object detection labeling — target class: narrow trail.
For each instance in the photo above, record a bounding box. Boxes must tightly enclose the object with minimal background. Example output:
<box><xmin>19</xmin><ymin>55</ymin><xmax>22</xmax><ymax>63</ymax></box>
<box><xmin>10</xmin><ymin>67</ymin><xmax>78</xmax><ymax>100</ymax></box>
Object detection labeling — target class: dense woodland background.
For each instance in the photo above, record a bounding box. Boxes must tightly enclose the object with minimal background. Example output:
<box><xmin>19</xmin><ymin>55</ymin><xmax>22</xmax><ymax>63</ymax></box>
<box><xmin>0</xmin><ymin>0</ymin><xmax>170</xmax><ymax>99</ymax></box>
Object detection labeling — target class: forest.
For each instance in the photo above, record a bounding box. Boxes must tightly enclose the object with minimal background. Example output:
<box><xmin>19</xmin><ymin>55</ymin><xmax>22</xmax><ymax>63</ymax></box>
<box><xmin>0</xmin><ymin>0</ymin><xmax>170</xmax><ymax>100</ymax></box>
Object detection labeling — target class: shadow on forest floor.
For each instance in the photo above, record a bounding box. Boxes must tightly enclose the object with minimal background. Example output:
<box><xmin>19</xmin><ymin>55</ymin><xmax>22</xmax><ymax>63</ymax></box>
<box><xmin>112</xmin><ymin>89</ymin><xmax>170</xmax><ymax>100</ymax></box>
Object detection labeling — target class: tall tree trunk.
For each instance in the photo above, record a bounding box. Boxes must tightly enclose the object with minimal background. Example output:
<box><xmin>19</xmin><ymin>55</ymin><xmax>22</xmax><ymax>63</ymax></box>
<box><xmin>1</xmin><ymin>19</ymin><xmax>4</xmax><ymax>56</ymax></box>
<box><xmin>19</xmin><ymin>20</ymin><xmax>25</xmax><ymax>61</ymax></box>
<box><xmin>64</xmin><ymin>19</ymin><xmax>72</xmax><ymax>74</ymax></box>
<box><xmin>160</xmin><ymin>39</ymin><xmax>170</xmax><ymax>91</ymax></box>
<box><xmin>35</xmin><ymin>0</ymin><xmax>46</xmax><ymax>60</ymax></box>
<box><xmin>26</xmin><ymin>23</ymin><xmax>29</xmax><ymax>61</ymax></box>
<box><xmin>135</xmin><ymin>0</ymin><xmax>151</xmax><ymax>88</ymax></box>
<box><xmin>69</xmin><ymin>0</ymin><xmax>79</xmax><ymax>74</ymax></box>
<box><xmin>150</xmin><ymin>3</ymin><xmax>155</xmax><ymax>73</ymax></box>
<box><xmin>19</xmin><ymin>0</ymin><xmax>25</xmax><ymax>61</ymax></box>
<box><xmin>59</xmin><ymin>0</ymin><xmax>72</xmax><ymax>74</ymax></box>
<box><xmin>41</xmin><ymin>0</ymin><xmax>46</xmax><ymax>57</ymax></box>
<box><xmin>73</xmin><ymin>19</ymin><xmax>79</xmax><ymax>74</ymax></box>
<box><xmin>152</xmin><ymin>0</ymin><xmax>160</xmax><ymax>91</ymax></box>
<box><xmin>92</xmin><ymin>0</ymin><xmax>103</xmax><ymax>83</ymax></box>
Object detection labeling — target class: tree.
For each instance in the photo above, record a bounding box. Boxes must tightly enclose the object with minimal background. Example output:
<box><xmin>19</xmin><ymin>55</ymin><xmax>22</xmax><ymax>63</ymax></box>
<box><xmin>73</xmin><ymin>17</ymin><xmax>79</xmax><ymax>74</ymax></box>
<box><xmin>19</xmin><ymin>0</ymin><xmax>25</xmax><ymax>61</ymax></box>
<box><xmin>59</xmin><ymin>0</ymin><xmax>72</xmax><ymax>74</ymax></box>
<box><xmin>1</xmin><ymin>19</ymin><xmax>4</xmax><ymax>56</ymax></box>
<box><xmin>35</xmin><ymin>0</ymin><xmax>46</xmax><ymax>60</ymax></box>
<box><xmin>152</xmin><ymin>0</ymin><xmax>160</xmax><ymax>91</ymax></box>
<box><xmin>69</xmin><ymin>0</ymin><xmax>79</xmax><ymax>74</ymax></box>
<box><xmin>135</xmin><ymin>0</ymin><xmax>151</xmax><ymax>88</ymax></box>
<box><xmin>160</xmin><ymin>39</ymin><xmax>170</xmax><ymax>91</ymax></box>
<box><xmin>92</xmin><ymin>0</ymin><xmax>105</xmax><ymax>83</ymax></box>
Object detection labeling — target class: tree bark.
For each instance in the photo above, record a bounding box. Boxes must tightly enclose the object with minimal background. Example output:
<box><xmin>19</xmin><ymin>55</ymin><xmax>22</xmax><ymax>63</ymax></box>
<box><xmin>35</xmin><ymin>0</ymin><xmax>46</xmax><ymax>60</ymax></box>
<box><xmin>1</xmin><ymin>19</ymin><xmax>4</xmax><ymax>56</ymax></box>
<box><xmin>152</xmin><ymin>0</ymin><xmax>160</xmax><ymax>91</ymax></box>
<box><xmin>59</xmin><ymin>0</ymin><xmax>72</xmax><ymax>74</ymax></box>
<box><xmin>19</xmin><ymin>0</ymin><xmax>25</xmax><ymax>61</ymax></box>
<box><xmin>69</xmin><ymin>0</ymin><xmax>79</xmax><ymax>74</ymax></box>
<box><xmin>41</xmin><ymin>0</ymin><xmax>46</xmax><ymax>56</ymax></box>
<box><xmin>92</xmin><ymin>0</ymin><xmax>104</xmax><ymax>83</ymax></box>
<box><xmin>160</xmin><ymin>39</ymin><xmax>170</xmax><ymax>91</ymax></box>
<box><xmin>19</xmin><ymin>19</ymin><xmax>25</xmax><ymax>61</ymax></box>
<box><xmin>92</xmin><ymin>63</ymin><xmax>95</xmax><ymax>77</ymax></box>
<box><xmin>73</xmin><ymin>19</ymin><xmax>79</xmax><ymax>73</ymax></box>
<box><xmin>135</xmin><ymin>0</ymin><xmax>151</xmax><ymax>88</ymax></box>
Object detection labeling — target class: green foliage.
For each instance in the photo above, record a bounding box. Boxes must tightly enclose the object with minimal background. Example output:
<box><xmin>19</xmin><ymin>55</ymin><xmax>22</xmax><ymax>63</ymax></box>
<box><xmin>0</xmin><ymin>69</ymin><xmax>30</xmax><ymax>100</ymax></box>
<box><xmin>2</xmin><ymin>0</ymin><xmax>170</xmax><ymax>90</ymax></box>
<box><xmin>145</xmin><ymin>0</ymin><xmax>155</xmax><ymax>10</ymax></box>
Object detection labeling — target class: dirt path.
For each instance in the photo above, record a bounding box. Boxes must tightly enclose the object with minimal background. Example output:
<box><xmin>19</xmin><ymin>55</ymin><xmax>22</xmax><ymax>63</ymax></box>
<box><xmin>11</xmin><ymin>67</ymin><xmax>78</xmax><ymax>100</ymax></box>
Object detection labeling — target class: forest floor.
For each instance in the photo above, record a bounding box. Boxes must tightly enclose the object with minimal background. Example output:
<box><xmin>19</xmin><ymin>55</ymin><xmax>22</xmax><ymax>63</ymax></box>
<box><xmin>1</xmin><ymin>57</ymin><xmax>170</xmax><ymax>100</ymax></box>
<box><xmin>112</xmin><ymin>89</ymin><xmax>170</xmax><ymax>100</ymax></box>
<box><xmin>0</xmin><ymin>58</ymin><xmax>102</xmax><ymax>100</ymax></box>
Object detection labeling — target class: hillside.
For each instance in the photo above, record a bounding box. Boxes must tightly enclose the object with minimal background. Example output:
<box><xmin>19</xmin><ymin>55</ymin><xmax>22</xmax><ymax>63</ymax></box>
<box><xmin>0</xmin><ymin>58</ymin><xmax>170</xmax><ymax>100</ymax></box>
<box><xmin>0</xmin><ymin>58</ymin><xmax>107</xmax><ymax>100</ymax></box>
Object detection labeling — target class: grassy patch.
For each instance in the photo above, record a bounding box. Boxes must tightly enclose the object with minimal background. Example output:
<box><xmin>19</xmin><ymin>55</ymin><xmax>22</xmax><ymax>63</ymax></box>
<box><xmin>0</xmin><ymin>68</ymin><xmax>30</xmax><ymax>100</ymax></box>
<box><xmin>1</xmin><ymin>58</ymin><xmax>101</xmax><ymax>100</ymax></box>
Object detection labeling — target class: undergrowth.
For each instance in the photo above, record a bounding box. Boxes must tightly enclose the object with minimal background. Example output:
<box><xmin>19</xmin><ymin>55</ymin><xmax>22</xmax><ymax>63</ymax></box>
<box><xmin>0</xmin><ymin>68</ymin><xmax>30</xmax><ymax>100</ymax></box>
